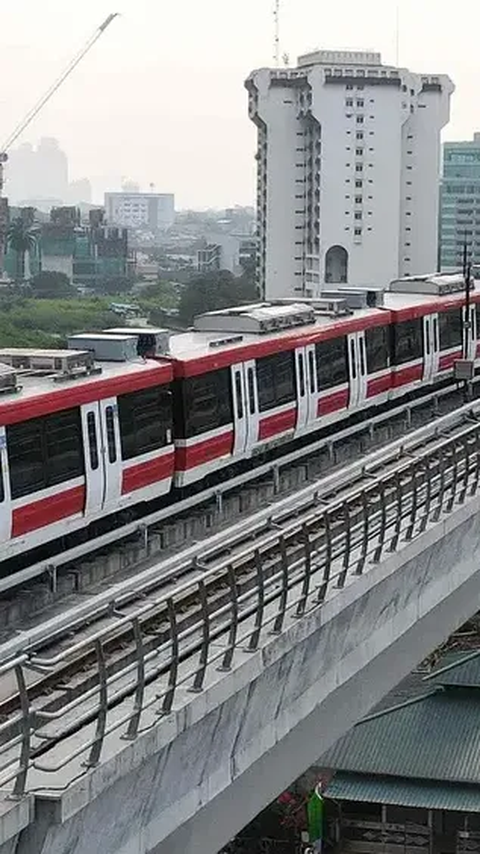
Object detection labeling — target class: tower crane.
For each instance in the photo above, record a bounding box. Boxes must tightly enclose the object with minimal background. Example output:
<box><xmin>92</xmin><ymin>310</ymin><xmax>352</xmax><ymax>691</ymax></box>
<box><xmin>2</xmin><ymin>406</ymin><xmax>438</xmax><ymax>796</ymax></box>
<box><xmin>0</xmin><ymin>12</ymin><xmax>118</xmax><ymax>269</ymax></box>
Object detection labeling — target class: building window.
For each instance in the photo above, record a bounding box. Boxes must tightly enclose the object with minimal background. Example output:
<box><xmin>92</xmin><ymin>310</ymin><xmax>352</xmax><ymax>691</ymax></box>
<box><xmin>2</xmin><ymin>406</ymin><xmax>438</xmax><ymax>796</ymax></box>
<box><xmin>346</xmin><ymin>99</ymin><xmax>353</xmax><ymax>106</ymax></box>
<box><xmin>355</xmin><ymin>164</ymin><xmax>363</xmax><ymax>172</ymax></box>
<box><xmin>354</xmin><ymin>228</ymin><xmax>362</xmax><ymax>236</ymax></box>
<box><xmin>355</xmin><ymin>196</ymin><xmax>362</xmax><ymax>204</ymax></box>
<box><xmin>357</xmin><ymin>99</ymin><xmax>364</xmax><ymax>107</ymax></box>
<box><xmin>356</xmin><ymin>116</ymin><xmax>364</xmax><ymax>124</ymax></box>
<box><xmin>356</xmin><ymin>148</ymin><xmax>363</xmax><ymax>156</ymax></box>
<box><xmin>356</xmin><ymin>132</ymin><xmax>364</xmax><ymax>140</ymax></box>
<box><xmin>355</xmin><ymin>212</ymin><xmax>362</xmax><ymax>220</ymax></box>
<box><xmin>355</xmin><ymin>180</ymin><xmax>363</xmax><ymax>188</ymax></box>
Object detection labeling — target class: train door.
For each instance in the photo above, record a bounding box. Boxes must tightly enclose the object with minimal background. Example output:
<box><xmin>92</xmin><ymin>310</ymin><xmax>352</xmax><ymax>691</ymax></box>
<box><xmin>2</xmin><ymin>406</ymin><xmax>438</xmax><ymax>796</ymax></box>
<box><xmin>295</xmin><ymin>348</ymin><xmax>308</xmax><ymax>430</ymax></box>
<box><xmin>231</xmin><ymin>363</ymin><xmax>248</xmax><ymax>457</ymax></box>
<box><xmin>423</xmin><ymin>313</ymin><xmax>440</xmax><ymax>381</ymax></box>
<box><xmin>244</xmin><ymin>360</ymin><xmax>260</xmax><ymax>453</ymax></box>
<box><xmin>295</xmin><ymin>345</ymin><xmax>318</xmax><ymax>431</ymax></box>
<box><xmin>347</xmin><ymin>332</ymin><xmax>368</xmax><ymax>409</ymax></box>
<box><xmin>81</xmin><ymin>399</ymin><xmax>122</xmax><ymax>515</ymax></box>
<box><xmin>98</xmin><ymin>397</ymin><xmax>123</xmax><ymax>508</ymax></box>
<box><xmin>81</xmin><ymin>405</ymin><xmax>104</xmax><ymax>515</ymax></box>
<box><xmin>0</xmin><ymin>427</ymin><xmax>11</xmax><ymax>543</ymax></box>
<box><xmin>465</xmin><ymin>304</ymin><xmax>477</xmax><ymax>361</ymax></box>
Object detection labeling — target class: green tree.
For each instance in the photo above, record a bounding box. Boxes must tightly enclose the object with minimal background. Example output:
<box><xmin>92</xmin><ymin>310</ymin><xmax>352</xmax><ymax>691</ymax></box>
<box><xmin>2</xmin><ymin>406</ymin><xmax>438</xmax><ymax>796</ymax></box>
<box><xmin>30</xmin><ymin>270</ymin><xmax>74</xmax><ymax>299</ymax></box>
<box><xmin>7</xmin><ymin>217</ymin><xmax>38</xmax><ymax>284</ymax></box>
<box><xmin>178</xmin><ymin>270</ymin><xmax>258</xmax><ymax>325</ymax></box>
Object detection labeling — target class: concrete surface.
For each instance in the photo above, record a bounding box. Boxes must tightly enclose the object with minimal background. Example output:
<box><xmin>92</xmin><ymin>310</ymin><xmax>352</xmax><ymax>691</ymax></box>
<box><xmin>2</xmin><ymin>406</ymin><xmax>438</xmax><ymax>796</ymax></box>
<box><xmin>10</xmin><ymin>493</ymin><xmax>480</xmax><ymax>854</ymax></box>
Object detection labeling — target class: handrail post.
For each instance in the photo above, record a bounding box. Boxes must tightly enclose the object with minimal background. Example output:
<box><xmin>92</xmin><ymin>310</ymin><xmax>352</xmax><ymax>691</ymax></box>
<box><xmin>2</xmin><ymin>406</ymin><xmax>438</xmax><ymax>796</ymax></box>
<box><xmin>83</xmin><ymin>639</ymin><xmax>107</xmax><ymax>768</ymax></box>
<box><xmin>159</xmin><ymin>597</ymin><xmax>179</xmax><ymax>715</ymax></box>
<box><xmin>123</xmin><ymin>617</ymin><xmax>145</xmax><ymax>740</ymax></box>
<box><xmin>218</xmin><ymin>565</ymin><xmax>239</xmax><ymax>671</ymax></box>
<box><xmin>10</xmin><ymin>664</ymin><xmax>30</xmax><ymax>799</ymax></box>
<box><xmin>191</xmin><ymin>580</ymin><xmax>210</xmax><ymax>692</ymax></box>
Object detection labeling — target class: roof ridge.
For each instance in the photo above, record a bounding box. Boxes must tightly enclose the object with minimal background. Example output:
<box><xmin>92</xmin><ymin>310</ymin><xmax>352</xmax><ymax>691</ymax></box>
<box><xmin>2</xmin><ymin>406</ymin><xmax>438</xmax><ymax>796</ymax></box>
<box><xmin>357</xmin><ymin>689</ymin><xmax>439</xmax><ymax>725</ymax></box>
<box><xmin>424</xmin><ymin>649</ymin><xmax>480</xmax><ymax>682</ymax></box>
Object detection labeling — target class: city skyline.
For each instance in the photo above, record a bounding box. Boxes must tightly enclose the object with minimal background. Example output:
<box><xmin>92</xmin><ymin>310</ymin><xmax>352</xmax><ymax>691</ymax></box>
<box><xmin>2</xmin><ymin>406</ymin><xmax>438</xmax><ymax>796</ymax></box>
<box><xmin>1</xmin><ymin>0</ymin><xmax>480</xmax><ymax>207</ymax></box>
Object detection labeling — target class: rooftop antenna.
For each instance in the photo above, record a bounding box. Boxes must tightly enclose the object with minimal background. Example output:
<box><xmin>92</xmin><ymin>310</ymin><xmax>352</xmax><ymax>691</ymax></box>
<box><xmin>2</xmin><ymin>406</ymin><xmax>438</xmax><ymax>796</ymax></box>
<box><xmin>273</xmin><ymin>0</ymin><xmax>280</xmax><ymax>66</ymax></box>
<box><xmin>395</xmin><ymin>3</ymin><xmax>400</xmax><ymax>66</ymax></box>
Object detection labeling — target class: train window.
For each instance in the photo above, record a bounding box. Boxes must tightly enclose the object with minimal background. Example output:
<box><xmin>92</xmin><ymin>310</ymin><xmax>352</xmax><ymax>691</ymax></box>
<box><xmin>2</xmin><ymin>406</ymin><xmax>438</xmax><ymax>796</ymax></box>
<box><xmin>178</xmin><ymin>370</ymin><xmax>232</xmax><ymax>438</ymax></box>
<box><xmin>118</xmin><ymin>385</ymin><xmax>172</xmax><ymax>459</ymax></box>
<box><xmin>105</xmin><ymin>406</ymin><xmax>117</xmax><ymax>464</ymax></box>
<box><xmin>257</xmin><ymin>351</ymin><xmax>295</xmax><ymax>412</ymax></box>
<box><xmin>87</xmin><ymin>412</ymin><xmax>99</xmax><ymax>471</ymax></box>
<box><xmin>247</xmin><ymin>368</ymin><xmax>256</xmax><ymax>415</ymax></box>
<box><xmin>439</xmin><ymin>308</ymin><xmax>462</xmax><ymax>351</ymax></box>
<box><xmin>315</xmin><ymin>337</ymin><xmax>348</xmax><ymax>390</ymax></box>
<box><xmin>365</xmin><ymin>325</ymin><xmax>389</xmax><ymax>373</ymax></box>
<box><xmin>392</xmin><ymin>318</ymin><xmax>423</xmax><ymax>365</ymax></box>
<box><xmin>8</xmin><ymin>408</ymin><xmax>84</xmax><ymax>500</ymax></box>
<box><xmin>359</xmin><ymin>339</ymin><xmax>366</xmax><ymax>376</ymax></box>
<box><xmin>298</xmin><ymin>354</ymin><xmax>306</xmax><ymax>397</ymax></box>
<box><xmin>235</xmin><ymin>372</ymin><xmax>243</xmax><ymax>419</ymax></box>
<box><xmin>350</xmin><ymin>339</ymin><xmax>357</xmax><ymax>379</ymax></box>
<box><xmin>308</xmin><ymin>350</ymin><xmax>315</xmax><ymax>393</ymax></box>
<box><xmin>0</xmin><ymin>456</ymin><xmax>3</xmax><ymax>504</ymax></box>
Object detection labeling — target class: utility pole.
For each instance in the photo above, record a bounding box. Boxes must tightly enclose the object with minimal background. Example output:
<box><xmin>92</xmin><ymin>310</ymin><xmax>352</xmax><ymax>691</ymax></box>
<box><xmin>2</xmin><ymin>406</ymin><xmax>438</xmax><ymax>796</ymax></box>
<box><xmin>462</xmin><ymin>234</ymin><xmax>472</xmax><ymax>401</ymax></box>
<box><xmin>273</xmin><ymin>0</ymin><xmax>280</xmax><ymax>67</ymax></box>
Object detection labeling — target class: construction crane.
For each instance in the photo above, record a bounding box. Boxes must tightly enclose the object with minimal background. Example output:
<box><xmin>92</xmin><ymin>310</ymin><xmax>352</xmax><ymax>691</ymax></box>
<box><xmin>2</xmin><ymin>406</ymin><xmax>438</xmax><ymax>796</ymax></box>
<box><xmin>0</xmin><ymin>13</ymin><xmax>119</xmax><ymax>199</ymax></box>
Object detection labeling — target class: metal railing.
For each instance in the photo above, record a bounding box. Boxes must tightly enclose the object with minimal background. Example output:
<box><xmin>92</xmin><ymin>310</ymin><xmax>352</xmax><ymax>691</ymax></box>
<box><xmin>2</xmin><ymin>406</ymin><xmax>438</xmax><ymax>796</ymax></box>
<box><xmin>1</xmin><ymin>415</ymin><xmax>480</xmax><ymax>797</ymax></box>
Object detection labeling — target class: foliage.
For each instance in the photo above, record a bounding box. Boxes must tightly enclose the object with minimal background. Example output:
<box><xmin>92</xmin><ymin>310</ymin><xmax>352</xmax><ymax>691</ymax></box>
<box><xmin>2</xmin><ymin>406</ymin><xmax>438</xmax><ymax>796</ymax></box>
<box><xmin>0</xmin><ymin>295</ymin><xmax>121</xmax><ymax>348</ymax></box>
<box><xmin>30</xmin><ymin>271</ymin><xmax>74</xmax><ymax>298</ymax></box>
<box><xmin>7</xmin><ymin>218</ymin><xmax>38</xmax><ymax>283</ymax></box>
<box><xmin>178</xmin><ymin>270</ymin><xmax>258</xmax><ymax>325</ymax></box>
<box><xmin>95</xmin><ymin>277</ymin><xmax>133</xmax><ymax>295</ymax></box>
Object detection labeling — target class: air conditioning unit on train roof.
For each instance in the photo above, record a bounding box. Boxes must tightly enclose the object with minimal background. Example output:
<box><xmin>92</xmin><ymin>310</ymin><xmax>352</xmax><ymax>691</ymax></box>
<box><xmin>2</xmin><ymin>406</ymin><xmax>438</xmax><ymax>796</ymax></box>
<box><xmin>0</xmin><ymin>362</ymin><xmax>18</xmax><ymax>395</ymax></box>
<box><xmin>194</xmin><ymin>303</ymin><xmax>316</xmax><ymax>335</ymax></box>
<box><xmin>0</xmin><ymin>348</ymin><xmax>96</xmax><ymax>375</ymax></box>
<box><xmin>388</xmin><ymin>273</ymin><xmax>466</xmax><ymax>296</ymax></box>
<box><xmin>67</xmin><ymin>333</ymin><xmax>138</xmax><ymax>362</ymax></box>
<box><xmin>102</xmin><ymin>327</ymin><xmax>171</xmax><ymax>356</ymax></box>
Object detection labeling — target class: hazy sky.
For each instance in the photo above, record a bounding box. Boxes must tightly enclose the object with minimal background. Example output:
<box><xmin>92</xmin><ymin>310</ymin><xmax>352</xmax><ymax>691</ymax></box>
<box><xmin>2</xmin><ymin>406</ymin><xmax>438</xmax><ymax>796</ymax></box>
<box><xmin>0</xmin><ymin>0</ymin><xmax>479</xmax><ymax>208</ymax></box>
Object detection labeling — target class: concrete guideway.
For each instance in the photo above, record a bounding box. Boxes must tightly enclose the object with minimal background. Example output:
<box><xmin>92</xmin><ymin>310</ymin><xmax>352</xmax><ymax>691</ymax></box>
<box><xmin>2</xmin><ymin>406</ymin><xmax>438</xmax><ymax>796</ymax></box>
<box><xmin>3</xmin><ymin>404</ymin><xmax>480</xmax><ymax>853</ymax></box>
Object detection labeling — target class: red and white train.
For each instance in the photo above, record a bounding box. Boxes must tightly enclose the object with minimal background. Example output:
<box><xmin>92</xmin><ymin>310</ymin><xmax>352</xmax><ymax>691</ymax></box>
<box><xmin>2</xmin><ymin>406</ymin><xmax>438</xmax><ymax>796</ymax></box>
<box><xmin>0</xmin><ymin>273</ymin><xmax>478</xmax><ymax>569</ymax></box>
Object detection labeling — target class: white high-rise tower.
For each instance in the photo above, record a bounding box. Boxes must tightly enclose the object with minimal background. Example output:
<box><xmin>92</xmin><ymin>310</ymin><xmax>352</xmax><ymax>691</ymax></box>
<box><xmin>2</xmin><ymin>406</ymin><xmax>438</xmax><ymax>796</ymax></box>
<box><xmin>246</xmin><ymin>50</ymin><xmax>454</xmax><ymax>299</ymax></box>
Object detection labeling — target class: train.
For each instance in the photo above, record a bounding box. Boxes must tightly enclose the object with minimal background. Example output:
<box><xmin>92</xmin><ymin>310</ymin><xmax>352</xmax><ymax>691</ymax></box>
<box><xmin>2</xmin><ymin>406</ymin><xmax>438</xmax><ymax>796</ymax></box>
<box><xmin>0</xmin><ymin>272</ymin><xmax>478</xmax><ymax>570</ymax></box>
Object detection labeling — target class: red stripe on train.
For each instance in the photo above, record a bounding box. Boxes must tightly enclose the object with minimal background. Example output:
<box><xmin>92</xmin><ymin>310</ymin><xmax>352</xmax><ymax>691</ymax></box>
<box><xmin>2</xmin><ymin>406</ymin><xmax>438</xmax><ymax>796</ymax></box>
<box><xmin>121</xmin><ymin>452</ymin><xmax>175</xmax><ymax>495</ymax></box>
<box><xmin>258</xmin><ymin>407</ymin><xmax>296</xmax><ymax>441</ymax></box>
<box><xmin>439</xmin><ymin>350</ymin><xmax>462</xmax><ymax>372</ymax></box>
<box><xmin>12</xmin><ymin>485</ymin><xmax>85</xmax><ymax>538</ymax></box>
<box><xmin>392</xmin><ymin>363</ymin><xmax>423</xmax><ymax>388</ymax></box>
<box><xmin>175</xmin><ymin>430</ymin><xmax>234</xmax><ymax>471</ymax></box>
<box><xmin>367</xmin><ymin>374</ymin><xmax>392</xmax><ymax>398</ymax></box>
<box><xmin>317</xmin><ymin>389</ymin><xmax>349</xmax><ymax>416</ymax></box>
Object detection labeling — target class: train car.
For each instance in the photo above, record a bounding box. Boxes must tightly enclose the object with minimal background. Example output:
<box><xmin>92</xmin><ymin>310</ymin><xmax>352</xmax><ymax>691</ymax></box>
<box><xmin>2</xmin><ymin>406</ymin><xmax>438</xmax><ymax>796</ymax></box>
<box><xmin>385</xmin><ymin>274</ymin><xmax>480</xmax><ymax>396</ymax></box>
<box><xmin>0</xmin><ymin>343</ymin><xmax>173</xmax><ymax>561</ymax></box>
<box><xmin>169</xmin><ymin>300</ymin><xmax>394</xmax><ymax>487</ymax></box>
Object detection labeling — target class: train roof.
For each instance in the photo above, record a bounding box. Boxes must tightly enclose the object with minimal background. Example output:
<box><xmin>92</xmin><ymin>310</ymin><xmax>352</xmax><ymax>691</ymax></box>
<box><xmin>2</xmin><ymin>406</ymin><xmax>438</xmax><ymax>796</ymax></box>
<box><xmin>168</xmin><ymin>286</ymin><xmax>480</xmax><ymax>377</ymax></box>
<box><xmin>0</xmin><ymin>353</ymin><xmax>172</xmax><ymax>426</ymax></box>
<box><xmin>168</xmin><ymin>303</ymin><xmax>387</xmax><ymax>377</ymax></box>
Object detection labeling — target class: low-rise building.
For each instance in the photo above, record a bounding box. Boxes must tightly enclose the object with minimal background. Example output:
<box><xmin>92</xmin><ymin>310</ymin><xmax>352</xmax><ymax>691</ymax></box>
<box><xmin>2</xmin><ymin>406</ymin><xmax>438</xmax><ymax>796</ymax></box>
<box><xmin>320</xmin><ymin>651</ymin><xmax>480</xmax><ymax>854</ymax></box>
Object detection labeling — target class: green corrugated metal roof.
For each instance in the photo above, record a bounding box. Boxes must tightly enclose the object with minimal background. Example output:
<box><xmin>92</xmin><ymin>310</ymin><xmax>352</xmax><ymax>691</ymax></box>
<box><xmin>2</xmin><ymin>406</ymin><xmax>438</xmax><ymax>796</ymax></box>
<box><xmin>426</xmin><ymin>650</ymin><xmax>480</xmax><ymax>688</ymax></box>
<box><xmin>320</xmin><ymin>692</ymin><xmax>480</xmax><ymax>784</ymax></box>
<box><xmin>325</xmin><ymin>773</ymin><xmax>480</xmax><ymax>813</ymax></box>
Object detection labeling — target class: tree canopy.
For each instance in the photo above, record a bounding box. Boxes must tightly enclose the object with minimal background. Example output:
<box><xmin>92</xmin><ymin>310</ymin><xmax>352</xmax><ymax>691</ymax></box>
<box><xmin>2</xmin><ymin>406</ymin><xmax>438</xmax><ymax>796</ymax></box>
<box><xmin>178</xmin><ymin>270</ymin><xmax>258</xmax><ymax>325</ymax></box>
<box><xmin>30</xmin><ymin>271</ymin><xmax>74</xmax><ymax>298</ymax></box>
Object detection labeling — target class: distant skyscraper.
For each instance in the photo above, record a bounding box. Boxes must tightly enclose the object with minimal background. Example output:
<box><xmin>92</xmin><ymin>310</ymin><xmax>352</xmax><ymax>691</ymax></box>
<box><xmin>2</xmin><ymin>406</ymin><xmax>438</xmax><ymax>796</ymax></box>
<box><xmin>5</xmin><ymin>137</ymin><xmax>68</xmax><ymax>204</ymax></box>
<box><xmin>66</xmin><ymin>178</ymin><xmax>92</xmax><ymax>205</ymax></box>
<box><xmin>246</xmin><ymin>50</ymin><xmax>454</xmax><ymax>299</ymax></box>
<box><xmin>439</xmin><ymin>134</ymin><xmax>480</xmax><ymax>272</ymax></box>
